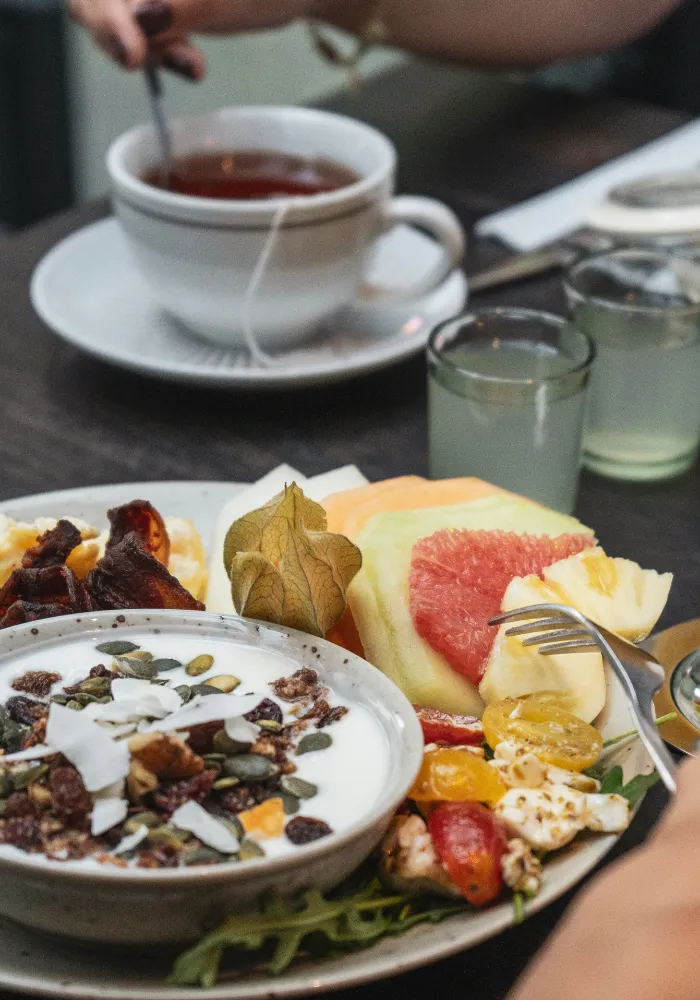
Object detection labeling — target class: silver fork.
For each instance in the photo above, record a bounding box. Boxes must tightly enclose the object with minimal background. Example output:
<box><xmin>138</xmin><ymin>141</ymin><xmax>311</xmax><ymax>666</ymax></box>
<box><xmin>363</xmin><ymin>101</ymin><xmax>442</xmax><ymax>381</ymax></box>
<box><xmin>489</xmin><ymin>603</ymin><xmax>677</xmax><ymax>795</ymax></box>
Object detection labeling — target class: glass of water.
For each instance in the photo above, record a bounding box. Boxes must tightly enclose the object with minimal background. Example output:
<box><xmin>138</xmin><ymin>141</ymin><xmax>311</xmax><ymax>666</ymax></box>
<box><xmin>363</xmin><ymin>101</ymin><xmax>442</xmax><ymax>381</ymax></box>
<box><xmin>564</xmin><ymin>249</ymin><xmax>700</xmax><ymax>481</ymax></box>
<box><xmin>427</xmin><ymin>307</ymin><xmax>594</xmax><ymax>513</ymax></box>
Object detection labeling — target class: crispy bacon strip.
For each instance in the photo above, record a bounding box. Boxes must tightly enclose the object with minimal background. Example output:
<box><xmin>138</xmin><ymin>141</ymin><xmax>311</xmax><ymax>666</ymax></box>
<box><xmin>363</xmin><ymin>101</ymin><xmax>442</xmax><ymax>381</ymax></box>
<box><xmin>22</xmin><ymin>520</ymin><xmax>82</xmax><ymax>569</ymax></box>
<box><xmin>0</xmin><ymin>565</ymin><xmax>96</xmax><ymax>628</ymax></box>
<box><xmin>105</xmin><ymin>501</ymin><xmax>170</xmax><ymax>566</ymax></box>
<box><xmin>86</xmin><ymin>532</ymin><xmax>204</xmax><ymax>611</ymax></box>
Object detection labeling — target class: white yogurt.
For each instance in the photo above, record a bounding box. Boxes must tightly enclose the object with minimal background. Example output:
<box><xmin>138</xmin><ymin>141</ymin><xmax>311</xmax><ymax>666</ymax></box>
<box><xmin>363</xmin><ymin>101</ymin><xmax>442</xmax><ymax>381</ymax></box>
<box><xmin>0</xmin><ymin>631</ymin><xmax>390</xmax><ymax>868</ymax></box>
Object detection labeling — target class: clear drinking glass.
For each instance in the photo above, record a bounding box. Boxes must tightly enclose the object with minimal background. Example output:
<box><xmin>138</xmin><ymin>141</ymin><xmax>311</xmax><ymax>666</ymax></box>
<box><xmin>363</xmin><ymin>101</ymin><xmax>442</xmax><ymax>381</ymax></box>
<box><xmin>427</xmin><ymin>307</ymin><xmax>595</xmax><ymax>513</ymax></box>
<box><xmin>564</xmin><ymin>249</ymin><xmax>700</xmax><ymax>481</ymax></box>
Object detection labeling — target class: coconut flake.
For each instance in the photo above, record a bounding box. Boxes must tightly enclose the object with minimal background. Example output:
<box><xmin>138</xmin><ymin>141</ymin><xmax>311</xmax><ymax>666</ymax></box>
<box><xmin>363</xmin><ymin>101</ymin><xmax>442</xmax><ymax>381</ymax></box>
<box><xmin>46</xmin><ymin>703</ymin><xmax>130</xmax><ymax>792</ymax></box>
<box><xmin>170</xmin><ymin>801</ymin><xmax>240</xmax><ymax>854</ymax></box>
<box><xmin>84</xmin><ymin>682</ymin><xmax>182</xmax><ymax>723</ymax></box>
<box><xmin>146</xmin><ymin>693</ymin><xmax>260</xmax><ymax>733</ymax></box>
<box><xmin>91</xmin><ymin>797</ymin><xmax>128</xmax><ymax>836</ymax></box>
<box><xmin>113</xmin><ymin>824</ymin><xmax>149</xmax><ymax>856</ymax></box>
<box><xmin>0</xmin><ymin>744</ymin><xmax>57</xmax><ymax>763</ymax></box>
<box><xmin>225</xmin><ymin>717</ymin><xmax>260</xmax><ymax>743</ymax></box>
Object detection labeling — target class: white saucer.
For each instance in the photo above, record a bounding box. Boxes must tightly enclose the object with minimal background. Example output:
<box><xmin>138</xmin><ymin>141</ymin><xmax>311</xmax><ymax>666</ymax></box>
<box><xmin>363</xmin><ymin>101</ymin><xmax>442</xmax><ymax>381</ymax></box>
<box><xmin>30</xmin><ymin>218</ymin><xmax>467</xmax><ymax>390</ymax></box>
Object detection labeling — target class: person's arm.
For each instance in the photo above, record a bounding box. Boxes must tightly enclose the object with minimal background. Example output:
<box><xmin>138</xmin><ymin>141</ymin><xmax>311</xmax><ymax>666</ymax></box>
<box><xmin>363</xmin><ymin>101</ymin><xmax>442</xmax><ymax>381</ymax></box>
<box><xmin>319</xmin><ymin>0</ymin><xmax>682</xmax><ymax>67</ymax></box>
<box><xmin>70</xmin><ymin>0</ymin><xmax>683</xmax><ymax>78</ymax></box>
<box><xmin>509</xmin><ymin>754</ymin><xmax>700</xmax><ymax>1000</ymax></box>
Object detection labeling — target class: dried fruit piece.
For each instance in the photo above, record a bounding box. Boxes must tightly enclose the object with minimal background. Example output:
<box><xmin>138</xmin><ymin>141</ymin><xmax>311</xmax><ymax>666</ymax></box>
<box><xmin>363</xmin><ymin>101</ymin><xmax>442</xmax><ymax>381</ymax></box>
<box><xmin>271</xmin><ymin>667</ymin><xmax>320</xmax><ymax>703</ymax></box>
<box><xmin>1</xmin><ymin>815</ymin><xmax>42</xmax><ymax>850</ymax></box>
<box><xmin>50</xmin><ymin>766</ymin><xmax>91</xmax><ymax>821</ymax></box>
<box><xmin>316</xmin><ymin>706</ymin><xmax>348</xmax><ymax>729</ymax></box>
<box><xmin>285</xmin><ymin>816</ymin><xmax>333</xmax><ymax>845</ymax></box>
<box><xmin>11</xmin><ymin>671</ymin><xmax>61</xmax><ymax>698</ymax></box>
<box><xmin>244</xmin><ymin>698</ymin><xmax>283</xmax><ymax>725</ymax></box>
<box><xmin>239</xmin><ymin>798</ymin><xmax>285</xmax><ymax>839</ymax></box>
<box><xmin>6</xmin><ymin>696</ymin><xmax>48</xmax><ymax>726</ymax></box>
<box><xmin>152</xmin><ymin>769</ymin><xmax>217</xmax><ymax>816</ymax></box>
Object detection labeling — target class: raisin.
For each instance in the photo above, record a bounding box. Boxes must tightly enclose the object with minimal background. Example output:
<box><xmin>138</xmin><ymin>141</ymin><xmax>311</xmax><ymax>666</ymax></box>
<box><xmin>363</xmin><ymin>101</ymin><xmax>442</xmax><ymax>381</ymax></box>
<box><xmin>187</xmin><ymin>721</ymin><xmax>222</xmax><ymax>754</ymax></box>
<box><xmin>152</xmin><ymin>769</ymin><xmax>217</xmax><ymax>816</ymax></box>
<box><xmin>50</xmin><ymin>767</ymin><xmax>91</xmax><ymax>822</ymax></box>
<box><xmin>1</xmin><ymin>816</ymin><xmax>42</xmax><ymax>850</ymax></box>
<box><xmin>270</xmin><ymin>668</ymin><xmax>320</xmax><ymax>702</ymax></box>
<box><xmin>285</xmin><ymin>816</ymin><xmax>333</xmax><ymax>845</ymax></box>
<box><xmin>11</xmin><ymin>671</ymin><xmax>61</xmax><ymax>698</ymax></box>
<box><xmin>316</xmin><ymin>706</ymin><xmax>348</xmax><ymax>729</ymax></box>
<box><xmin>6</xmin><ymin>696</ymin><xmax>48</xmax><ymax>726</ymax></box>
<box><xmin>219</xmin><ymin>786</ymin><xmax>257</xmax><ymax>814</ymax></box>
<box><xmin>4</xmin><ymin>792</ymin><xmax>41</xmax><ymax>819</ymax></box>
<box><xmin>244</xmin><ymin>698</ymin><xmax>283</xmax><ymax>725</ymax></box>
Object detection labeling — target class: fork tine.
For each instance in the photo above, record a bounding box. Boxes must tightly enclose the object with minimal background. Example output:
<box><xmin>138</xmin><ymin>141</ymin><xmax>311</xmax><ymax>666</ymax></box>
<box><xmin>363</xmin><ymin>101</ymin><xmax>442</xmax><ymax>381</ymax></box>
<box><xmin>489</xmin><ymin>610</ymin><xmax>572</xmax><ymax>627</ymax></box>
<box><xmin>519</xmin><ymin>628</ymin><xmax>591</xmax><ymax>646</ymax></box>
<box><xmin>538</xmin><ymin>639</ymin><xmax>598</xmax><ymax>654</ymax></box>
<box><xmin>503</xmin><ymin>618</ymin><xmax>585</xmax><ymax>637</ymax></box>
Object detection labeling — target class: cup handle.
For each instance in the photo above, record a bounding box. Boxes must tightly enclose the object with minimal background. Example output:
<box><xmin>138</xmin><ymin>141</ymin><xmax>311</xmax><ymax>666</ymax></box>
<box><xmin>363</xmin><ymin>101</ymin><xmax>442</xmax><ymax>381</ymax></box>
<box><xmin>364</xmin><ymin>195</ymin><xmax>466</xmax><ymax>303</ymax></box>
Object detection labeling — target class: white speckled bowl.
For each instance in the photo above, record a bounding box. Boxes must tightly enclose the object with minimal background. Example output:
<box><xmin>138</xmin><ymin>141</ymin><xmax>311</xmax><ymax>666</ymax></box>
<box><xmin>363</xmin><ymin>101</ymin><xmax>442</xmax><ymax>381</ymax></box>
<box><xmin>0</xmin><ymin>610</ymin><xmax>423</xmax><ymax>946</ymax></box>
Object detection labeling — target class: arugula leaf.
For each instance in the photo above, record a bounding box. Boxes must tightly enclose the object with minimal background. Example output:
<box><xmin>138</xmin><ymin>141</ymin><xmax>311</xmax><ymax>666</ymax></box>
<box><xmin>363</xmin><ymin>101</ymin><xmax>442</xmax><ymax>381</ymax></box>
<box><xmin>169</xmin><ymin>884</ymin><xmax>470</xmax><ymax>986</ymax></box>
<box><xmin>599</xmin><ymin>765</ymin><xmax>624</xmax><ymax>795</ymax></box>
<box><xmin>619</xmin><ymin>771</ymin><xmax>661</xmax><ymax>806</ymax></box>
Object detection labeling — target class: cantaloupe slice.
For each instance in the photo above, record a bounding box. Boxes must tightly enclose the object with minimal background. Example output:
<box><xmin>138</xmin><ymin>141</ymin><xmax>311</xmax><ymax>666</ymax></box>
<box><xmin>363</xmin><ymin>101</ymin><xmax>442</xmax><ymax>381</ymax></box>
<box><xmin>352</xmin><ymin>495</ymin><xmax>593</xmax><ymax>716</ymax></box>
<box><xmin>324</xmin><ymin>476</ymin><xmax>511</xmax><ymax>541</ymax></box>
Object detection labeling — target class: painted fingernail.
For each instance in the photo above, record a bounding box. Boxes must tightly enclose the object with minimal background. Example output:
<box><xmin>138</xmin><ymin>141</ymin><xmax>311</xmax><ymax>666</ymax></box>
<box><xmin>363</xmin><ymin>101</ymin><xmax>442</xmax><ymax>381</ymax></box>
<box><xmin>134</xmin><ymin>0</ymin><xmax>173</xmax><ymax>37</ymax></box>
<box><xmin>162</xmin><ymin>52</ymin><xmax>199</xmax><ymax>80</ymax></box>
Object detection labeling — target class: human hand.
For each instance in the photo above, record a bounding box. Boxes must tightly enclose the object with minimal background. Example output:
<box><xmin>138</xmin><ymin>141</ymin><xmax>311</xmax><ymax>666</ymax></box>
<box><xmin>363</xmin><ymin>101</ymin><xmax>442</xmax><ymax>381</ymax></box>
<box><xmin>510</xmin><ymin>754</ymin><xmax>699</xmax><ymax>1000</ymax></box>
<box><xmin>68</xmin><ymin>0</ymin><xmax>328</xmax><ymax>80</ymax></box>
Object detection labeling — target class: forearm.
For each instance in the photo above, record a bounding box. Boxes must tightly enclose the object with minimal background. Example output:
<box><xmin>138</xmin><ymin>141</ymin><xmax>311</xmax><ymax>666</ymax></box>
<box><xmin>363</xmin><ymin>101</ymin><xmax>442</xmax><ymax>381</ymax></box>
<box><xmin>317</xmin><ymin>0</ymin><xmax>682</xmax><ymax>67</ymax></box>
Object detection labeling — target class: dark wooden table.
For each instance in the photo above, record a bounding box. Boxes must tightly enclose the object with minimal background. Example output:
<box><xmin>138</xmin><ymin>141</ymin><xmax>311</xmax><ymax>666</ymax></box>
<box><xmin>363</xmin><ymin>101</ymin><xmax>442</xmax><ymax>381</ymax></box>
<box><xmin>1</xmin><ymin>63</ymin><xmax>695</xmax><ymax>998</ymax></box>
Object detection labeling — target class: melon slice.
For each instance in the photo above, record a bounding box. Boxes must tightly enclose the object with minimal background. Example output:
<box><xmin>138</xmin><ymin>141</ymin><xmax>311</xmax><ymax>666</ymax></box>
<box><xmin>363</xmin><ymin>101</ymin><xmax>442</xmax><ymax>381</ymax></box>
<box><xmin>410</xmin><ymin>529</ymin><xmax>594</xmax><ymax>685</ymax></box>
<box><xmin>480</xmin><ymin>575</ymin><xmax>607</xmax><ymax>723</ymax></box>
<box><xmin>352</xmin><ymin>494</ymin><xmax>593</xmax><ymax>716</ymax></box>
<box><xmin>543</xmin><ymin>547</ymin><xmax>672</xmax><ymax>642</ymax></box>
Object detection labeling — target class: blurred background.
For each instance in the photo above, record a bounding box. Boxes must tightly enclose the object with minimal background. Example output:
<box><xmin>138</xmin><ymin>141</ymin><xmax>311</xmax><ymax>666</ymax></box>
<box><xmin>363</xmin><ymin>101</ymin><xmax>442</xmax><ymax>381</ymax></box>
<box><xmin>6</xmin><ymin>0</ymin><xmax>700</xmax><ymax>230</ymax></box>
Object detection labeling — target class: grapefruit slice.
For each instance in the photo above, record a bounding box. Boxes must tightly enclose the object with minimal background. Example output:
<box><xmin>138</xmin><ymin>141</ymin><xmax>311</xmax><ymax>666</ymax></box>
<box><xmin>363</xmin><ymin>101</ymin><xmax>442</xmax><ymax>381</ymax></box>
<box><xmin>410</xmin><ymin>529</ymin><xmax>594</xmax><ymax>685</ymax></box>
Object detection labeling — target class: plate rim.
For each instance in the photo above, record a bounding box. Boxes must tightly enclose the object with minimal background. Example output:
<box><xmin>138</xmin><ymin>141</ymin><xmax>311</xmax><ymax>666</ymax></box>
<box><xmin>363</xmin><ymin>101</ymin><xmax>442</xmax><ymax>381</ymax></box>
<box><xmin>0</xmin><ymin>479</ymin><xmax>639</xmax><ymax>999</ymax></box>
<box><xmin>29</xmin><ymin>218</ymin><xmax>467</xmax><ymax>390</ymax></box>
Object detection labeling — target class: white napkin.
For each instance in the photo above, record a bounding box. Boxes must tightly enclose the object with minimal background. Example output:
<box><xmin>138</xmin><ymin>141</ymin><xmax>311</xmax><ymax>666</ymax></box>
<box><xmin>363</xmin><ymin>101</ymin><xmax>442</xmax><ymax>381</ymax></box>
<box><xmin>475</xmin><ymin>117</ymin><xmax>700</xmax><ymax>251</ymax></box>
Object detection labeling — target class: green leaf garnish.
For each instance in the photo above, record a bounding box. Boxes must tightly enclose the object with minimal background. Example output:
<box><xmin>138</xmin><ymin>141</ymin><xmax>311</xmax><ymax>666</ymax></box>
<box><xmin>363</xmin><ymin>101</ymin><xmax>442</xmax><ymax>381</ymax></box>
<box><xmin>599</xmin><ymin>765</ymin><xmax>624</xmax><ymax>795</ymax></box>
<box><xmin>618</xmin><ymin>771</ymin><xmax>661</xmax><ymax>806</ymax></box>
<box><xmin>169</xmin><ymin>880</ymin><xmax>470</xmax><ymax>986</ymax></box>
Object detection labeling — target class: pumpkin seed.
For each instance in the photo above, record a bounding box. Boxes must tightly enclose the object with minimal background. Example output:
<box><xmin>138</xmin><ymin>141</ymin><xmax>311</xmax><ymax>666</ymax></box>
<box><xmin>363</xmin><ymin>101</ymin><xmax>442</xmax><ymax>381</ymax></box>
<box><xmin>115</xmin><ymin>658</ymin><xmax>157</xmax><ymax>680</ymax></box>
<box><xmin>78</xmin><ymin>677</ymin><xmax>111</xmax><ymax>697</ymax></box>
<box><xmin>203</xmin><ymin>752</ymin><xmax>227</xmax><ymax>763</ymax></box>
<box><xmin>148</xmin><ymin>826</ymin><xmax>190</xmax><ymax>847</ymax></box>
<box><xmin>13</xmin><ymin>763</ymin><xmax>49</xmax><ymax>790</ymax></box>
<box><xmin>220</xmin><ymin>816</ymin><xmax>244</xmax><ymax>840</ymax></box>
<box><xmin>66</xmin><ymin>700</ymin><xmax>84</xmax><ymax>711</ymax></box>
<box><xmin>95</xmin><ymin>695</ymin><xmax>113</xmax><ymax>704</ymax></box>
<box><xmin>0</xmin><ymin>718</ymin><xmax>30</xmax><ymax>753</ymax></box>
<box><xmin>151</xmin><ymin>658</ymin><xmax>182</xmax><ymax>673</ymax></box>
<box><xmin>205</xmin><ymin>675</ymin><xmax>240</xmax><ymax>694</ymax></box>
<box><xmin>280</xmin><ymin>775</ymin><xmax>318</xmax><ymax>800</ymax></box>
<box><xmin>0</xmin><ymin>800</ymin><xmax>6</xmax><ymax>817</ymax></box>
<box><xmin>258</xmin><ymin>719</ymin><xmax>283</xmax><ymax>733</ymax></box>
<box><xmin>185</xmin><ymin>654</ymin><xmax>214</xmax><ymax>677</ymax></box>
<box><xmin>238</xmin><ymin>838</ymin><xmax>266</xmax><ymax>861</ymax></box>
<box><xmin>296</xmin><ymin>732</ymin><xmax>332</xmax><ymax>755</ymax></box>
<box><xmin>223</xmin><ymin>754</ymin><xmax>280</xmax><ymax>782</ymax></box>
<box><xmin>281</xmin><ymin>793</ymin><xmax>300</xmax><ymax>815</ymax></box>
<box><xmin>120</xmin><ymin>650</ymin><xmax>153</xmax><ymax>662</ymax></box>
<box><xmin>190</xmin><ymin>683</ymin><xmax>221</xmax><ymax>698</ymax></box>
<box><xmin>212</xmin><ymin>729</ymin><xmax>250</xmax><ymax>755</ymax></box>
<box><xmin>183</xmin><ymin>847</ymin><xmax>223</xmax><ymax>866</ymax></box>
<box><xmin>96</xmin><ymin>640</ymin><xmax>140</xmax><ymax>655</ymax></box>
<box><xmin>50</xmin><ymin>694</ymin><xmax>70</xmax><ymax>706</ymax></box>
<box><xmin>213</xmin><ymin>776</ymin><xmax>240</xmax><ymax>791</ymax></box>
<box><xmin>175</xmin><ymin>685</ymin><xmax>193</xmax><ymax>703</ymax></box>
<box><xmin>0</xmin><ymin>772</ymin><xmax>14</xmax><ymax>798</ymax></box>
<box><xmin>125</xmin><ymin>811</ymin><xmax>160</xmax><ymax>832</ymax></box>
<box><xmin>203</xmin><ymin>759</ymin><xmax>223</xmax><ymax>775</ymax></box>
<box><xmin>73</xmin><ymin>692</ymin><xmax>99</xmax><ymax>706</ymax></box>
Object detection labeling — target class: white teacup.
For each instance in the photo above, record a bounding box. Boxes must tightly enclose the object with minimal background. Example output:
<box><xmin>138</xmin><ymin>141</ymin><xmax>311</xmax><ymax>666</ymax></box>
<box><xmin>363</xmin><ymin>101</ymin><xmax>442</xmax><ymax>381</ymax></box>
<box><xmin>107</xmin><ymin>106</ymin><xmax>465</xmax><ymax>350</ymax></box>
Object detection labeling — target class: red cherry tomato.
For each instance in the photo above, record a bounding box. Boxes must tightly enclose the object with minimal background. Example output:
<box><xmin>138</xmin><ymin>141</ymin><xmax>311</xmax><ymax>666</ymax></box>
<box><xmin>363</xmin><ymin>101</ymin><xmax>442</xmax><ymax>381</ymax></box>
<box><xmin>413</xmin><ymin>706</ymin><xmax>484</xmax><ymax>746</ymax></box>
<box><xmin>428</xmin><ymin>801</ymin><xmax>508</xmax><ymax>906</ymax></box>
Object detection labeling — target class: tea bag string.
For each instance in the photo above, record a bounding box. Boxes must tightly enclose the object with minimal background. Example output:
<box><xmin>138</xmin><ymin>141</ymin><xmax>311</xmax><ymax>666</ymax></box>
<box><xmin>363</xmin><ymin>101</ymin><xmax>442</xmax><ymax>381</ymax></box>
<box><xmin>242</xmin><ymin>199</ymin><xmax>291</xmax><ymax>368</ymax></box>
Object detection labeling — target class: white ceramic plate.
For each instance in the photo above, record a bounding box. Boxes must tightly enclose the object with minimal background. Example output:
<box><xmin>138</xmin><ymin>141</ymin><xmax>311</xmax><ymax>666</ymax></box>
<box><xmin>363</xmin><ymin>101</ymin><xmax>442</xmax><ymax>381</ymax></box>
<box><xmin>0</xmin><ymin>480</ymin><xmax>649</xmax><ymax>1000</ymax></box>
<box><xmin>30</xmin><ymin>219</ymin><xmax>468</xmax><ymax>390</ymax></box>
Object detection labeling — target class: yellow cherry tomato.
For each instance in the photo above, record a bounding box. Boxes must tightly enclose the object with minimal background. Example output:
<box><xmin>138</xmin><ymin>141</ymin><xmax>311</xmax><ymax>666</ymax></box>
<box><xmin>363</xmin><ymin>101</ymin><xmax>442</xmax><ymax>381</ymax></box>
<box><xmin>410</xmin><ymin>748</ymin><xmax>507</xmax><ymax>805</ymax></box>
<box><xmin>482</xmin><ymin>692</ymin><xmax>603</xmax><ymax>772</ymax></box>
